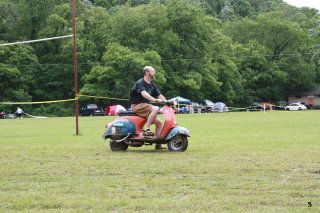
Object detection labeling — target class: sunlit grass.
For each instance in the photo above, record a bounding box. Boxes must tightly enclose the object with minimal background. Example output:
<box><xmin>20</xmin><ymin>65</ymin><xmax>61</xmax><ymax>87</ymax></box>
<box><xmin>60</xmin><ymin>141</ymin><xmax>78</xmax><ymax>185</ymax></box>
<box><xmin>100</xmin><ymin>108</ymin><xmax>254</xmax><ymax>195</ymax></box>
<box><xmin>1</xmin><ymin>111</ymin><xmax>320</xmax><ymax>212</ymax></box>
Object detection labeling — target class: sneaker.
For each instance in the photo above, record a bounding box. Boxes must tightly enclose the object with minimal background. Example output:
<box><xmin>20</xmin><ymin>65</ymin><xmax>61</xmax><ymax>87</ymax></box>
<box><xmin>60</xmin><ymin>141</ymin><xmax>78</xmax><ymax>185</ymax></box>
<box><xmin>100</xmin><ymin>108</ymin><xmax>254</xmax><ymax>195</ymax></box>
<box><xmin>155</xmin><ymin>144</ymin><xmax>167</xmax><ymax>150</ymax></box>
<box><xmin>143</xmin><ymin>129</ymin><xmax>155</xmax><ymax>137</ymax></box>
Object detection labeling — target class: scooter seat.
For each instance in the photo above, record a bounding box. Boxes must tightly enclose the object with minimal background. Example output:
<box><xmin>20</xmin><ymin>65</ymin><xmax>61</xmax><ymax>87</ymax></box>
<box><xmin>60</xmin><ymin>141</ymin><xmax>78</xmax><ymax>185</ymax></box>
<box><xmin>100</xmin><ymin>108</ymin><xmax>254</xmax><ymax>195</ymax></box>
<box><xmin>118</xmin><ymin>111</ymin><xmax>138</xmax><ymax>116</ymax></box>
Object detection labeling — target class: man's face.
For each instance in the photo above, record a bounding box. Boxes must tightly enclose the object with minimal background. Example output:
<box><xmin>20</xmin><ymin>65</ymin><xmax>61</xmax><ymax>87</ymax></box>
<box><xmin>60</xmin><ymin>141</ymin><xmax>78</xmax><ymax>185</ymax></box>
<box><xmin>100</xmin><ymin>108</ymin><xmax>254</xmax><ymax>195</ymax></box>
<box><xmin>148</xmin><ymin>69</ymin><xmax>156</xmax><ymax>79</ymax></box>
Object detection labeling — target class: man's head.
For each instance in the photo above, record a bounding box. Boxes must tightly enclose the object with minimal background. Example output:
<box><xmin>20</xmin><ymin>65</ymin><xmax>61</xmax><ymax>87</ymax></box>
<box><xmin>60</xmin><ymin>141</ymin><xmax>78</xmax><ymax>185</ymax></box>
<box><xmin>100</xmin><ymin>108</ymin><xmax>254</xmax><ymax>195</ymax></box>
<box><xmin>143</xmin><ymin>66</ymin><xmax>156</xmax><ymax>80</ymax></box>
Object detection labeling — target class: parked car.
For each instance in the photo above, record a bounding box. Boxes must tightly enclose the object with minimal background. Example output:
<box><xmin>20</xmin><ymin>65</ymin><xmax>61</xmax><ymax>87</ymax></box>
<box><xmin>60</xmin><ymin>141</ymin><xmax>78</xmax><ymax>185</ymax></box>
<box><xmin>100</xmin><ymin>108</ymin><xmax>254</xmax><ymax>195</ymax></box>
<box><xmin>246</xmin><ymin>103</ymin><xmax>269</xmax><ymax>111</ymax></box>
<box><xmin>3</xmin><ymin>114</ymin><xmax>17</xmax><ymax>119</ymax></box>
<box><xmin>80</xmin><ymin>104</ymin><xmax>105</xmax><ymax>116</ymax></box>
<box><xmin>300</xmin><ymin>102</ymin><xmax>312</xmax><ymax>109</ymax></box>
<box><xmin>274</xmin><ymin>101</ymin><xmax>288</xmax><ymax>110</ymax></box>
<box><xmin>274</xmin><ymin>104</ymin><xmax>286</xmax><ymax>110</ymax></box>
<box><xmin>190</xmin><ymin>102</ymin><xmax>202</xmax><ymax>113</ymax></box>
<box><xmin>200</xmin><ymin>99</ymin><xmax>217</xmax><ymax>113</ymax></box>
<box><xmin>285</xmin><ymin>103</ymin><xmax>307</xmax><ymax>111</ymax></box>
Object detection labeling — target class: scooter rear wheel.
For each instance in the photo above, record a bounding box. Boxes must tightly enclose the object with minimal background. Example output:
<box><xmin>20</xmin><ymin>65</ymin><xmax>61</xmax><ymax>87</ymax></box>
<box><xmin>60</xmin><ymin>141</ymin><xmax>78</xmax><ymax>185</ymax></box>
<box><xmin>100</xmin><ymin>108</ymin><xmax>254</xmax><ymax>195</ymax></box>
<box><xmin>167</xmin><ymin>135</ymin><xmax>188</xmax><ymax>152</ymax></box>
<box><xmin>110</xmin><ymin>140</ymin><xmax>128</xmax><ymax>151</ymax></box>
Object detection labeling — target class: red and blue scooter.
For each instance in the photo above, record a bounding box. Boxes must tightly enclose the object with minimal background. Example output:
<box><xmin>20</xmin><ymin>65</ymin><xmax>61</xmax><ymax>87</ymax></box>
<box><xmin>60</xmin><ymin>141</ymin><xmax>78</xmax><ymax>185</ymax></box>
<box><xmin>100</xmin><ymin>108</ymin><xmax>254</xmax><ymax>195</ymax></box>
<box><xmin>103</xmin><ymin>99</ymin><xmax>190</xmax><ymax>151</ymax></box>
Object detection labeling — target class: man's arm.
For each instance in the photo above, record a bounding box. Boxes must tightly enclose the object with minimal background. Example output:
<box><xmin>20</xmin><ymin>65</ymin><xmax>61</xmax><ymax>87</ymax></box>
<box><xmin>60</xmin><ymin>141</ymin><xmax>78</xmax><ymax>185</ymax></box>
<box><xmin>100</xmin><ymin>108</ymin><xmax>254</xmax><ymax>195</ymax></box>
<box><xmin>141</xmin><ymin>91</ymin><xmax>163</xmax><ymax>103</ymax></box>
<box><xmin>157</xmin><ymin>94</ymin><xmax>166</xmax><ymax>102</ymax></box>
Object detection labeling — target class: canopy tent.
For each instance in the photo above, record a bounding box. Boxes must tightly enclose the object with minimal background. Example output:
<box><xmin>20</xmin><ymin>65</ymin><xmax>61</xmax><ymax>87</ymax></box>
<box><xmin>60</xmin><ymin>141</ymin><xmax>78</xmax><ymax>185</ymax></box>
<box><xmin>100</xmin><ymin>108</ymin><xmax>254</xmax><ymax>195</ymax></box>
<box><xmin>173</xmin><ymin>96</ymin><xmax>191</xmax><ymax>114</ymax></box>
<box><xmin>175</xmin><ymin>96</ymin><xmax>191</xmax><ymax>103</ymax></box>
<box><xmin>215</xmin><ymin>102</ymin><xmax>228</xmax><ymax>112</ymax></box>
<box><xmin>106</xmin><ymin>105</ymin><xmax>126</xmax><ymax>115</ymax></box>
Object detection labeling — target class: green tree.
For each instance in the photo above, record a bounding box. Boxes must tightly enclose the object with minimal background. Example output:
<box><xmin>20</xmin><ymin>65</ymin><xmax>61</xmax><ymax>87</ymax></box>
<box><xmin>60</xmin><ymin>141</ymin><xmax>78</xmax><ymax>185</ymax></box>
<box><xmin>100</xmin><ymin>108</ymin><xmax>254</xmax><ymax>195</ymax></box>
<box><xmin>0</xmin><ymin>44</ymin><xmax>39</xmax><ymax>102</ymax></box>
<box><xmin>1</xmin><ymin>0</ymin><xmax>319</xmax><ymax>109</ymax></box>
<box><xmin>224</xmin><ymin>12</ymin><xmax>308</xmax><ymax>58</ymax></box>
<box><xmin>220</xmin><ymin>1</ymin><xmax>235</xmax><ymax>21</ymax></box>
<box><xmin>0</xmin><ymin>0</ymin><xmax>17</xmax><ymax>41</ymax></box>
<box><xmin>309</xmin><ymin>18</ymin><xmax>320</xmax><ymax>82</ymax></box>
<box><xmin>0</xmin><ymin>0</ymin><xmax>65</xmax><ymax>41</ymax></box>
<box><xmin>279</xmin><ymin>55</ymin><xmax>317</xmax><ymax>94</ymax></box>
<box><xmin>234</xmin><ymin>41</ymin><xmax>288</xmax><ymax>103</ymax></box>
<box><xmin>81</xmin><ymin>43</ymin><xmax>165</xmax><ymax>106</ymax></box>
<box><xmin>0</xmin><ymin>66</ymin><xmax>26</xmax><ymax>101</ymax></box>
<box><xmin>32</xmin><ymin>2</ymin><xmax>87</xmax><ymax>101</ymax></box>
<box><xmin>224</xmin><ymin>12</ymin><xmax>316</xmax><ymax>98</ymax></box>
<box><xmin>78</xmin><ymin>6</ymin><xmax>112</xmax><ymax>61</ymax></box>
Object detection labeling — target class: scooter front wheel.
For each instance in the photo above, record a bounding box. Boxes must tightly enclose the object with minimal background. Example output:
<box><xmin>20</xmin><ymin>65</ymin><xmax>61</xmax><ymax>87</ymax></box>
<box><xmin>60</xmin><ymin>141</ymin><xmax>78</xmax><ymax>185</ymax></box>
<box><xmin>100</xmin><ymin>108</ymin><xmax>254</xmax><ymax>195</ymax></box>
<box><xmin>110</xmin><ymin>140</ymin><xmax>128</xmax><ymax>151</ymax></box>
<box><xmin>167</xmin><ymin>135</ymin><xmax>188</xmax><ymax>152</ymax></box>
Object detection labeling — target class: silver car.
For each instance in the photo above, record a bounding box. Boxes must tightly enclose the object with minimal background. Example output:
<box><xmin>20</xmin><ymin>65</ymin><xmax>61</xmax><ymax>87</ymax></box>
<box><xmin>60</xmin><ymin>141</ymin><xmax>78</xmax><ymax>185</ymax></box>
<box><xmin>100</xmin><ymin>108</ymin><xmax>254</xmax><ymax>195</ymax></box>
<box><xmin>285</xmin><ymin>103</ymin><xmax>307</xmax><ymax>111</ymax></box>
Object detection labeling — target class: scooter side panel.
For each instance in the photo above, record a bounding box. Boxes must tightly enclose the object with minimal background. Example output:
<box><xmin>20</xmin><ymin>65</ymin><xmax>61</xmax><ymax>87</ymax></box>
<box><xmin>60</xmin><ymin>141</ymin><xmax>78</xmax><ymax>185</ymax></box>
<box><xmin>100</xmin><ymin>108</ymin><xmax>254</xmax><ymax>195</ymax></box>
<box><xmin>120</xmin><ymin>116</ymin><xmax>146</xmax><ymax>138</ymax></box>
<box><xmin>105</xmin><ymin>119</ymin><xmax>136</xmax><ymax>137</ymax></box>
<box><xmin>104</xmin><ymin>116</ymin><xmax>147</xmax><ymax>139</ymax></box>
<box><xmin>165</xmin><ymin>127</ymin><xmax>190</xmax><ymax>141</ymax></box>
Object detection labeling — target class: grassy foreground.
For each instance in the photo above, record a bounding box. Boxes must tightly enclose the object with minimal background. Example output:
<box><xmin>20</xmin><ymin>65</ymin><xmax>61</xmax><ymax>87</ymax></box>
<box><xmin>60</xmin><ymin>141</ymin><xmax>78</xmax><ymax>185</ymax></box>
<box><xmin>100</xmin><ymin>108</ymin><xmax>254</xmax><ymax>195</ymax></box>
<box><xmin>0</xmin><ymin>111</ymin><xmax>320</xmax><ymax>212</ymax></box>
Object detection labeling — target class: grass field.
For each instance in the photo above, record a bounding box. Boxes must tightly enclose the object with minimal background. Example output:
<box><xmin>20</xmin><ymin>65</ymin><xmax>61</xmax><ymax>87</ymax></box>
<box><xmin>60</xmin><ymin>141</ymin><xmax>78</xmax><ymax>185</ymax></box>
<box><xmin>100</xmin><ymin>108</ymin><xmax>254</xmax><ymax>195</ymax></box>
<box><xmin>1</xmin><ymin>110</ymin><xmax>320</xmax><ymax>212</ymax></box>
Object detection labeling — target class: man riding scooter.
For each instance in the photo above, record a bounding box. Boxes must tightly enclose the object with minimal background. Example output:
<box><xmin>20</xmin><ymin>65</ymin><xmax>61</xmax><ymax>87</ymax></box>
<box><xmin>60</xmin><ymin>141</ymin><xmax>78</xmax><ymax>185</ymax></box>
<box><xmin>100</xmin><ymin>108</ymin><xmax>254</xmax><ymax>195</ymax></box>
<box><xmin>130</xmin><ymin>66</ymin><xmax>167</xmax><ymax>149</ymax></box>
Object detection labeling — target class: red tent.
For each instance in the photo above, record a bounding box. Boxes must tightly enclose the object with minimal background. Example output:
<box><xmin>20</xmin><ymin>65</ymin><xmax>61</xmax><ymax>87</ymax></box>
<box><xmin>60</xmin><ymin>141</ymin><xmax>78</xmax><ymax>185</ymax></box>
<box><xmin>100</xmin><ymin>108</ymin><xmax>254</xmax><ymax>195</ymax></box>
<box><xmin>105</xmin><ymin>105</ymin><xmax>126</xmax><ymax>115</ymax></box>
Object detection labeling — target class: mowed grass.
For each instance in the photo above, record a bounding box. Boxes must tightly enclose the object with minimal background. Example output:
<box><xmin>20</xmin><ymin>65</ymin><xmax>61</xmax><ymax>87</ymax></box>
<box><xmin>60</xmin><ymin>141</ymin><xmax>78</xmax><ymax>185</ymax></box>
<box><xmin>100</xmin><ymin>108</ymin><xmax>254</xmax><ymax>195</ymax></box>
<box><xmin>0</xmin><ymin>111</ymin><xmax>320</xmax><ymax>212</ymax></box>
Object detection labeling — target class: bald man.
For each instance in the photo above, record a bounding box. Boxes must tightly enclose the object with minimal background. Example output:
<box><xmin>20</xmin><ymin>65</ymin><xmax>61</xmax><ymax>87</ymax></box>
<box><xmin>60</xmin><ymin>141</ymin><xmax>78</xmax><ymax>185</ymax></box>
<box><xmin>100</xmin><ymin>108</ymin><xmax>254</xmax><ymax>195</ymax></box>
<box><xmin>130</xmin><ymin>66</ymin><xmax>167</xmax><ymax>149</ymax></box>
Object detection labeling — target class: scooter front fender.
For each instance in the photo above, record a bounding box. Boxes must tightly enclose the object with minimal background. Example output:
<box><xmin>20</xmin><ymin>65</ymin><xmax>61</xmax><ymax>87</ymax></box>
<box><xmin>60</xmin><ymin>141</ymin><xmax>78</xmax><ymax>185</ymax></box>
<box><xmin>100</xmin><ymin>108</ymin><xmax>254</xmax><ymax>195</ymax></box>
<box><xmin>165</xmin><ymin>127</ymin><xmax>190</xmax><ymax>141</ymax></box>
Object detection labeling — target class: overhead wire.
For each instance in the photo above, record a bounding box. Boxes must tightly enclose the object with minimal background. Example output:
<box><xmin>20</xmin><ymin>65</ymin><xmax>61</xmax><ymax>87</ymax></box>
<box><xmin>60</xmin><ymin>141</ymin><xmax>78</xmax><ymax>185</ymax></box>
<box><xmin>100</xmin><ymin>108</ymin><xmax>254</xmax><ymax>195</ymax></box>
<box><xmin>0</xmin><ymin>35</ymin><xmax>73</xmax><ymax>46</ymax></box>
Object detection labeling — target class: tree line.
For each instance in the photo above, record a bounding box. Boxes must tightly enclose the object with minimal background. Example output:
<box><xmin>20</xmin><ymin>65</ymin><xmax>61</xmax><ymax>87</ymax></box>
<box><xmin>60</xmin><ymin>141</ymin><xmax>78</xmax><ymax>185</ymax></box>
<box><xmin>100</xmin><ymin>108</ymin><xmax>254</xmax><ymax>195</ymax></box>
<box><xmin>0</xmin><ymin>0</ymin><xmax>319</xmax><ymax>115</ymax></box>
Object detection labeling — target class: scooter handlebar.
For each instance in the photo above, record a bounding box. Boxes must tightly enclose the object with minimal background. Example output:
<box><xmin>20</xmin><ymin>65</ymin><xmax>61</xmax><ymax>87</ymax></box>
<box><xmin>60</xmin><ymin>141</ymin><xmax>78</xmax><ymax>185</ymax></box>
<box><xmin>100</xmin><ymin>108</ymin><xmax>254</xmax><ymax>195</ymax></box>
<box><xmin>162</xmin><ymin>99</ymin><xmax>177</xmax><ymax>106</ymax></box>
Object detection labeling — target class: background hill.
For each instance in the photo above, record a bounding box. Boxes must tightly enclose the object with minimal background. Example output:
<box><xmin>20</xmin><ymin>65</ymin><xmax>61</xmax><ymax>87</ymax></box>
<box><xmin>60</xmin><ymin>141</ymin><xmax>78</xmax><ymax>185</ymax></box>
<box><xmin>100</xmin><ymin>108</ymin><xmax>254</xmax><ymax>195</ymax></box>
<box><xmin>0</xmin><ymin>0</ymin><xmax>319</xmax><ymax>115</ymax></box>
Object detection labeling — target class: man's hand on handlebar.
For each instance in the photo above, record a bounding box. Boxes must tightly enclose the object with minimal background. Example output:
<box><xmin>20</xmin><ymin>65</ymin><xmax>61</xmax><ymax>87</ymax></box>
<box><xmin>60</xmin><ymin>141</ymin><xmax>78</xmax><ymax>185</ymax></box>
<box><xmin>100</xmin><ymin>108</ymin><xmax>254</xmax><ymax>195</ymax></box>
<box><xmin>155</xmin><ymin>99</ymin><xmax>163</xmax><ymax>104</ymax></box>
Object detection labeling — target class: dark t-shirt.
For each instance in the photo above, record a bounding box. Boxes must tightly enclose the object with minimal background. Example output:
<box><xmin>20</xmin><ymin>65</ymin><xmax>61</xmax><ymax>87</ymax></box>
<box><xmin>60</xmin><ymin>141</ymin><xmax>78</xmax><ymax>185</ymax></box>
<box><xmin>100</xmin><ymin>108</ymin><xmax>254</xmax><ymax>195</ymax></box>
<box><xmin>130</xmin><ymin>78</ymin><xmax>161</xmax><ymax>104</ymax></box>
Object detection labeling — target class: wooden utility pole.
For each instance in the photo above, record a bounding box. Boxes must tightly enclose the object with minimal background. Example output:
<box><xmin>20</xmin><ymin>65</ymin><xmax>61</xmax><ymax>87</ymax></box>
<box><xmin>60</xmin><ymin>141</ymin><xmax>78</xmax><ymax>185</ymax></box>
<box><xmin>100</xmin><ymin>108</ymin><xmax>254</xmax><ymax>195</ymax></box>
<box><xmin>72</xmin><ymin>0</ymin><xmax>79</xmax><ymax>135</ymax></box>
